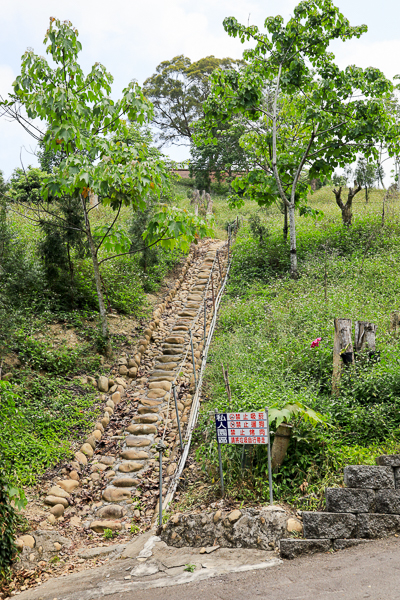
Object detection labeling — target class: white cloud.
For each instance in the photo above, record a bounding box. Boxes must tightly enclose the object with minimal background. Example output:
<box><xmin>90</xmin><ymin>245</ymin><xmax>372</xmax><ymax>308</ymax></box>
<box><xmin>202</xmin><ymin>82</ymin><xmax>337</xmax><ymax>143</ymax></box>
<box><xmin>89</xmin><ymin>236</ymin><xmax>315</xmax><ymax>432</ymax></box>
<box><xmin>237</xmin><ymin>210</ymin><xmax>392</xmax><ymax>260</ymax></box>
<box><xmin>334</xmin><ymin>38</ymin><xmax>400</xmax><ymax>79</ymax></box>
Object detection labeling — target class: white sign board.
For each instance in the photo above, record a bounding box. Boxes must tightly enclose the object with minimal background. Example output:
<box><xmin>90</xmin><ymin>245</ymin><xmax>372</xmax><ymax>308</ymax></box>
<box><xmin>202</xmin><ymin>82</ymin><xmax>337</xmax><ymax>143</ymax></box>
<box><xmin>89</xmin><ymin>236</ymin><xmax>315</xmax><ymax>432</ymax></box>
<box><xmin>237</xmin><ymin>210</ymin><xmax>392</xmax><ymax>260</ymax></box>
<box><xmin>215</xmin><ymin>411</ymin><xmax>268</xmax><ymax>444</ymax></box>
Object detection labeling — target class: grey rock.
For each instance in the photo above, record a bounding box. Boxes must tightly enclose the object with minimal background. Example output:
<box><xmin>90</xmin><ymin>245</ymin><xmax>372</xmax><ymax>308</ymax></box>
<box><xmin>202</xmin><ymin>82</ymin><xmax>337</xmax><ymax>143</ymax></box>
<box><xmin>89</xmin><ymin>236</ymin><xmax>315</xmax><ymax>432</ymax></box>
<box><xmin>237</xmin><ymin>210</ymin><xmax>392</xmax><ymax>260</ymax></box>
<box><xmin>96</xmin><ymin>505</ymin><xmax>125</xmax><ymax>519</ymax></box>
<box><xmin>344</xmin><ymin>465</ymin><xmax>394</xmax><ymax>489</ymax></box>
<box><xmin>303</xmin><ymin>512</ymin><xmax>357</xmax><ymax>539</ymax></box>
<box><xmin>279</xmin><ymin>539</ymin><xmax>331</xmax><ymax>560</ymax></box>
<box><xmin>374</xmin><ymin>490</ymin><xmax>400</xmax><ymax>514</ymax></box>
<box><xmin>325</xmin><ymin>488</ymin><xmax>375</xmax><ymax>514</ymax></box>
<box><xmin>161</xmin><ymin>507</ymin><xmax>287</xmax><ymax>550</ymax></box>
<box><xmin>395</xmin><ymin>468</ymin><xmax>400</xmax><ymax>489</ymax></box>
<box><xmin>357</xmin><ymin>513</ymin><xmax>400</xmax><ymax>538</ymax></box>
<box><xmin>376</xmin><ymin>454</ymin><xmax>400</xmax><ymax>467</ymax></box>
<box><xmin>333</xmin><ymin>539</ymin><xmax>373</xmax><ymax>550</ymax></box>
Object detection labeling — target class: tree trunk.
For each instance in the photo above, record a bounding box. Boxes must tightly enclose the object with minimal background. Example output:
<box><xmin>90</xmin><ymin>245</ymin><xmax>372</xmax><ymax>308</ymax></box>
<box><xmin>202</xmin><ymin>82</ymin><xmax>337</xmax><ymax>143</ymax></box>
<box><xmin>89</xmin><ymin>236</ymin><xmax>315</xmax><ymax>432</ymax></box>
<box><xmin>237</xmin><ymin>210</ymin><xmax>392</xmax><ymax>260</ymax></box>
<box><xmin>288</xmin><ymin>202</ymin><xmax>297</xmax><ymax>277</ymax></box>
<box><xmin>283</xmin><ymin>202</ymin><xmax>288</xmax><ymax>241</ymax></box>
<box><xmin>390</xmin><ymin>311</ymin><xmax>400</xmax><ymax>335</ymax></box>
<box><xmin>354</xmin><ymin>321</ymin><xmax>377</xmax><ymax>355</ymax></box>
<box><xmin>271</xmin><ymin>423</ymin><xmax>292</xmax><ymax>471</ymax></box>
<box><xmin>333</xmin><ymin>182</ymin><xmax>361</xmax><ymax>227</ymax></box>
<box><xmin>332</xmin><ymin>318</ymin><xmax>353</xmax><ymax>395</ymax></box>
<box><xmin>80</xmin><ymin>195</ymin><xmax>111</xmax><ymax>356</ymax></box>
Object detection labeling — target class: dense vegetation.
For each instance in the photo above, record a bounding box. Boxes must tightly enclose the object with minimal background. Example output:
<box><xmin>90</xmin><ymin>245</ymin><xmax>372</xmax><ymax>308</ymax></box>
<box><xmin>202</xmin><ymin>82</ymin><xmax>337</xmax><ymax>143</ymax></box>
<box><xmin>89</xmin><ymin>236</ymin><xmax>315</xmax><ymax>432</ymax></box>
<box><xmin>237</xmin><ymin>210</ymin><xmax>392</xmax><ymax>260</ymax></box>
<box><xmin>195</xmin><ymin>187</ymin><xmax>400</xmax><ymax>509</ymax></box>
<box><xmin>0</xmin><ymin>198</ymin><xmax>184</xmax><ymax>485</ymax></box>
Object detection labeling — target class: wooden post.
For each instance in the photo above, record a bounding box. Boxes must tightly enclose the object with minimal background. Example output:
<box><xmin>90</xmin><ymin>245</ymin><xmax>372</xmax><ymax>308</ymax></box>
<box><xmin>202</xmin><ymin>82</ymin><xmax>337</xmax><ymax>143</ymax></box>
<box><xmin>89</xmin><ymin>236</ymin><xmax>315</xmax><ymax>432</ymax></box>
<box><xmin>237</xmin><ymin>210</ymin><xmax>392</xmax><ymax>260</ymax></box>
<box><xmin>354</xmin><ymin>321</ymin><xmax>377</xmax><ymax>354</ymax></box>
<box><xmin>390</xmin><ymin>311</ymin><xmax>400</xmax><ymax>335</ymax></box>
<box><xmin>332</xmin><ymin>318</ymin><xmax>353</xmax><ymax>395</ymax></box>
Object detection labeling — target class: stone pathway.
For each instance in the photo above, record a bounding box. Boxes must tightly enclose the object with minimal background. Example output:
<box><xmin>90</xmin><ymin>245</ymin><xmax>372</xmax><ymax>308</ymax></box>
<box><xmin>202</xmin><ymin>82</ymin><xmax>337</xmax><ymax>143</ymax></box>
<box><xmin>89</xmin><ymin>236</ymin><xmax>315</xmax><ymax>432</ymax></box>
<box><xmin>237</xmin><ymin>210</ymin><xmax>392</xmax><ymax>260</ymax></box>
<box><xmin>16</xmin><ymin>239</ymin><xmax>228</xmax><ymax>574</ymax></box>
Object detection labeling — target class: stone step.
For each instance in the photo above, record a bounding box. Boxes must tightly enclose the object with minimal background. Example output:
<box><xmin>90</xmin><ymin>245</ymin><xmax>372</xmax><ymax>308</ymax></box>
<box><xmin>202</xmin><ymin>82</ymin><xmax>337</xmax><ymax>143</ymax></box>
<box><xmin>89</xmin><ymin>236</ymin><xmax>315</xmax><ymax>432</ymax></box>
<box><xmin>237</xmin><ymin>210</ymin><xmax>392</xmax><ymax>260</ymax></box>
<box><xmin>344</xmin><ymin>465</ymin><xmax>395</xmax><ymax>489</ymax></box>
<box><xmin>325</xmin><ymin>488</ymin><xmax>375</xmax><ymax>514</ymax></box>
<box><xmin>376</xmin><ymin>454</ymin><xmax>400</xmax><ymax>467</ymax></box>
<box><xmin>125</xmin><ymin>436</ymin><xmax>152</xmax><ymax>447</ymax></box>
<box><xmin>280</xmin><ymin>539</ymin><xmax>331</xmax><ymax>560</ymax></box>
<box><xmin>303</xmin><ymin>512</ymin><xmax>357</xmax><ymax>539</ymax></box>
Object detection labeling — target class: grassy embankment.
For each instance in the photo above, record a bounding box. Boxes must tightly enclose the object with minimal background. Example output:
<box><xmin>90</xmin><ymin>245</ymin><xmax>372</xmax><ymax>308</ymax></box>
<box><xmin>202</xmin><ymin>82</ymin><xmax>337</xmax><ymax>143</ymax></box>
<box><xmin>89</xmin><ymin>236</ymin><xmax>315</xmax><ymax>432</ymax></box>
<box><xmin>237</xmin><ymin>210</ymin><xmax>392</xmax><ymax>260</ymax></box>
<box><xmin>0</xmin><ymin>198</ymin><xmax>187</xmax><ymax>485</ymax></box>
<box><xmin>186</xmin><ymin>186</ymin><xmax>400</xmax><ymax>511</ymax></box>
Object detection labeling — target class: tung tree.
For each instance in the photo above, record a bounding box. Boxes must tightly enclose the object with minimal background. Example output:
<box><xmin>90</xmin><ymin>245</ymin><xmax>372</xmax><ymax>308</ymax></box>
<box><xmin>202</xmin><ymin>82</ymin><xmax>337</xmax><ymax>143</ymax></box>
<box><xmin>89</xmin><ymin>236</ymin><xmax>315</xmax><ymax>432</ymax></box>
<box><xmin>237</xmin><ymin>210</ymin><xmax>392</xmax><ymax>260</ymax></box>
<box><xmin>202</xmin><ymin>0</ymin><xmax>397</xmax><ymax>277</ymax></box>
<box><xmin>1</xmin><ymin>18</ymin><xmax>212</xmax><ymax>352</ymax></box>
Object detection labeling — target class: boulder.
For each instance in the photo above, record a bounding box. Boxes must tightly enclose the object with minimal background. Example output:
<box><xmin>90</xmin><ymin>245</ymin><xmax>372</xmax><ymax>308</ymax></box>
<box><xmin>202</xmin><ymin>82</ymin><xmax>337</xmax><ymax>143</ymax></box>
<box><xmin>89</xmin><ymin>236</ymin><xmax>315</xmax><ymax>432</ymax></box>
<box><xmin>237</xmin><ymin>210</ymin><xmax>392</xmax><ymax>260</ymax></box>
<box><xmin>48</xmin><ymin>486</ymin><xmax>70</xmax><ymax>499</ymax></box>
<box><xmin>80</xmin><ymin>443</ymin><xmax>94</xmax><ymax>458</ymax></box>
<box><xmin>74</xmin><ymin>451</ymin><xmax>88</xmax><ymax>465</ymax></box>
<box><xmin>149</xmin><ymin>381</ymin><xmax>171</xmax><ymax>391</ymax></box>
<box><xmin>111</xmin><ymin>391</ymin><xmax>121</xmax><ymax>404</ymax></box>
<box><xmin>127</xmin><ymin>424</ymin><xmax>157</xmax><ymax>435</ymax></box>
<box><xmin>97</xmin><ymin>376</ymin><xmax>109</xmax><ymax>393</ymax></box>
<box><xmin>102</xmin><ymin>488</ymin><xmax>132</xmax><ymax>502</ymax></box>
<box><xmin>97</xmin><ymin>505</ymin><xmax>125</xmax><ymax>519</ymax></box>
<box><xmin>125</xmin><ymin>437</ymin><xmax>151</xmax><ymax>448</ymax></box>
<box><xmin>58</xmin><ymin>480</ymin><xmax>79</xmax><ymax>494</ymax></box>
<box><xmin>120</xmin><ymin>450</ymin><xmax>149</xmax><ymax>460</ymax></box>
<box><xmin>50</xmin><ymin>504</ymin><xmax>65</xmax><ymax>518</ymax></box>
<box><xmin>118</xmin><ymin>462</ymin><xmax>143</xmax><ymax>473</ymax></box>
<box><xmin>99</xmin><ymin>455</ymin><xmax>116</xmax><ymax>465</ymax></box>
<box><xmin>113</xmin><ymin>477</ymin><xmax>139</xmax><ymax>487</ymax></box>
<box><xmin>286</xmin><ymin>518</ymin><xmax>303</xmax><ymax>534</ymax></box>
<box><xmin>132</xmin><ymin>414</ymin><xmax>158</xmax><ymax>424</ymax></box>
<box><xmin>90</xmin><ymin>520</ymin><xmax>122</xmax><ymax>533</ymax></box>
<box><xmin>44</xmin><ymin>496</ymin><xmax>69</xmax><ymax>508</ymax></box>
<box><xmin>18</xmin><ymin>535</ymin><xmax>35</xmax><ymax>549</ymax></box>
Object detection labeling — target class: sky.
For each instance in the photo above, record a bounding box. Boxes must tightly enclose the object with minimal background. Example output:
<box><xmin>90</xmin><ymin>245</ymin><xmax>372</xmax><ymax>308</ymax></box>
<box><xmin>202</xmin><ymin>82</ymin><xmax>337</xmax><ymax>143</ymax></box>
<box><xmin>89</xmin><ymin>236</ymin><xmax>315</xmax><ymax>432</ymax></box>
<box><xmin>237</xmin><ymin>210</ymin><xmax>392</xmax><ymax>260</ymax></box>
<box><xmin>1</xmin><ymin>0</ymin><xmax>400</xmax><ymax>180</ymax></box>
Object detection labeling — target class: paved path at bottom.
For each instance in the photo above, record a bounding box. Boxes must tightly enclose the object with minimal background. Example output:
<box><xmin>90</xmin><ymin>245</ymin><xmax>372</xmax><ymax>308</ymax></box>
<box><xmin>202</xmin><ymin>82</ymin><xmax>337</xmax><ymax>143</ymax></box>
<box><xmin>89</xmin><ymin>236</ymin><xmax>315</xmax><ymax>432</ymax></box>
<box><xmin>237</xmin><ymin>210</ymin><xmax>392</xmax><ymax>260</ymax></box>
<box><xmin>18</xmin><ymin>536</ymin><xmax>400</xmax><ymax>600</ymax></box>
<box><xmin>122</xmin><ymin>537</ymin><xmax>400</xmax><ymax>600</ymax></box>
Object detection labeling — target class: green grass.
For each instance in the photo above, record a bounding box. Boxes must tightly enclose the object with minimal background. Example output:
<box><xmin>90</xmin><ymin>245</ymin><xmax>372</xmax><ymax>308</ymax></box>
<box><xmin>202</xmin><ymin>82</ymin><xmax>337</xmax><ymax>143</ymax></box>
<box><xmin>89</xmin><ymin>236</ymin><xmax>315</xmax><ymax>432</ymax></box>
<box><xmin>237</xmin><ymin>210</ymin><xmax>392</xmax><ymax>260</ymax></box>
<box><xmin>194</xmin><ymin>185</ymin><xmax>400</xmax><ymax>509</ymax></box>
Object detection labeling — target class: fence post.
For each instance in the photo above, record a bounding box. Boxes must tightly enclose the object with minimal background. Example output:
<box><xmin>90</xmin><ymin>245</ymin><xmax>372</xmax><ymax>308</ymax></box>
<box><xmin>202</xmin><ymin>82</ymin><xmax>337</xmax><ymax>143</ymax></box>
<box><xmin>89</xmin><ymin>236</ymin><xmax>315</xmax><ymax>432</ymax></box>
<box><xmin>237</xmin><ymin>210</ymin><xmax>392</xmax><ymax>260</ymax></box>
<box><xmin>156</xmin><ymin>441</ymin><xmax>166</xmax><ymax>527</ymax></box>
<box><xmin>332</xmin><ymin>318</ymin><xmax>353</xmax><ymax>395</ymax></box>
<box><xmin>172</xmin><ymin>384</ymin><xmax>183</xmax><ymax>450</ymax></box>
<box><xmin>354</xmin><ymin>321</ymin><xmax>377</xmax><ymax>356</ymax></box>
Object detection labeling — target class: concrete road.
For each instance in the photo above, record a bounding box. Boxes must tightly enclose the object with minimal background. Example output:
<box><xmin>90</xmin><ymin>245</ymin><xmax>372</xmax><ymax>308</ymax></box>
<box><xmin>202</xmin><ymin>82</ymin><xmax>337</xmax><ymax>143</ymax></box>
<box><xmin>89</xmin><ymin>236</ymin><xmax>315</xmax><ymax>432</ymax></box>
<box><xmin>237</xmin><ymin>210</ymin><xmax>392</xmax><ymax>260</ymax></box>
<box><xmin>17</xmin><ymin>536</ymin><xmax>400</xmax><ymax>600</ymax></box>
<box><xmin>115</xmin><ymin>537</ymin><xmax>400</xmax><ymax>600</ymax></box>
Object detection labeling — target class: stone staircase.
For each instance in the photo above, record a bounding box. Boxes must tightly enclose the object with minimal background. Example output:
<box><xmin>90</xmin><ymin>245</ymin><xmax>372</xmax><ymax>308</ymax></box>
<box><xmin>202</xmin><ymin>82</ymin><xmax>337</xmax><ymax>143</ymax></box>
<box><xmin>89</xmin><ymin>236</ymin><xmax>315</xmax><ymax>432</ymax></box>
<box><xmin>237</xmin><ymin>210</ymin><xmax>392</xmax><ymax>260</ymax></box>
<box><xmin>280</xmin><ymin>455</ymin><xmax>400</xmax><ymax>559</ymax></box>
<box><xmin>18</xmin><ymin>239</ymin><xmax>229</xmax><ymax>565</ymax></box>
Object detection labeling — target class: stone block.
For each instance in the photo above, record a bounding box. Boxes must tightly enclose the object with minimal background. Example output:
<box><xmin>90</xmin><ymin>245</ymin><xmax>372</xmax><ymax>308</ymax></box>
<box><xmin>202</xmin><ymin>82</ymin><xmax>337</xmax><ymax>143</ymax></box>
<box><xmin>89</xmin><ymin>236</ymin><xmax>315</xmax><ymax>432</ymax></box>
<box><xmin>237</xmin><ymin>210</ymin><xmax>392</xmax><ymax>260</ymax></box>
<box><xmin>376</xmin><ymin>454</ymin><xmax>400</xmax><ymax>467</ymax></box>
<box><xmin>280</xmin><ymin>539</ymin><xmax>331</xmax><ymax>560</ymax></box>
<box><xmin>395</xmin><ymin>468</ymin><xmax>400</xmax><ymax>489</ymax></box>
<box><xmin>374</xmin><ymin>490</ymin><xmax>400</xmax><ymax>514</ymax></box>
<box><xmin>344</xmin><ymin>465</ymin><xmax>394</xmax><ymax>489</ymax></box>
<box><xmin>325</xmin><ymin>488</ymin><xmax>375</xmax><ymax>514</ymax></box>
<box><xmin>333</xmin><ymin>539</ymin><xmax>373</xmax><ymax>550</ymax></box>
<box><xmin>356</xmin><ymin>513</ymin><xmax>400</xmax><ymax>538</ymax></box>
<box><xmin>303</xmin><ymin>512</ymin><xmax>356</xmax><ymax>539</ymax></box>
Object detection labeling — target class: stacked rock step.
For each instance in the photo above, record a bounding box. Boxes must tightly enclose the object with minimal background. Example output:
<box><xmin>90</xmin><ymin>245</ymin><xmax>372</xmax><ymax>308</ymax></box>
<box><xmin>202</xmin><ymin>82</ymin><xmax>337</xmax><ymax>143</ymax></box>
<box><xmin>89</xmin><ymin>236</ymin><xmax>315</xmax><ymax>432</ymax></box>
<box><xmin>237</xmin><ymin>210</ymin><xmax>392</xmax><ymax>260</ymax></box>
<box><xmin>91</xmin><ymin>241</ymin><xmax>225</xmax><ymax>530</ymax></box>
<box><xmin>280</xmin><ymin>457</ymin><xmax>400</xmax><ymax>559</ymax></box>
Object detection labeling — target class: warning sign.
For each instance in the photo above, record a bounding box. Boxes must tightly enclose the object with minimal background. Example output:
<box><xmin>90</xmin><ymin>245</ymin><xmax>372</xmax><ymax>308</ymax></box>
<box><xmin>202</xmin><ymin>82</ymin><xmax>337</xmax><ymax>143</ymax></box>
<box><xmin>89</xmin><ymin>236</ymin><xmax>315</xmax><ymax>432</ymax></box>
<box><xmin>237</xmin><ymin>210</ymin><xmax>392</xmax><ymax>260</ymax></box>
<box><xmin>215</xmin><ymin>412</ymin><xmax>268</xmax><ymax>444</ymax></box>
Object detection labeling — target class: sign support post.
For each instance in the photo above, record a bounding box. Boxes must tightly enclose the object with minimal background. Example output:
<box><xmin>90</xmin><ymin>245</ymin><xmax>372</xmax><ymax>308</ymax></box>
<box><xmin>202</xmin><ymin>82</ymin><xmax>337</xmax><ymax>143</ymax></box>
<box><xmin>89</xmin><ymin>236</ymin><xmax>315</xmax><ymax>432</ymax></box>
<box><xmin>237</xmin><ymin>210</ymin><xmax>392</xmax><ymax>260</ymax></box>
<box><xmin>265</xmin><ymin>407</ymin><xmax>273</xmax><ymax>505</ymax></box>
<box><xmin>215</xmin><ymin>408</ymin><xmax>224</xmax><ymax>496</ymax></box>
